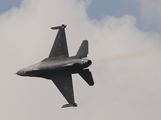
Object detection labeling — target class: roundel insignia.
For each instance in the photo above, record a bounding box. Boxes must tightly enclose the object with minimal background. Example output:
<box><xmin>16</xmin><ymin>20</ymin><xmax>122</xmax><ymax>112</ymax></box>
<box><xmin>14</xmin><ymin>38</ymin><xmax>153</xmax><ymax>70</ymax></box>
<box><xmin>64</xmin><ymin>87</ymin><xmax>68</xmax><ymax>90</ymax></box>
<box><xmin>59</xmin><ymin>43</ymin><xmax>61</xmax><ymax>47</ymax></box>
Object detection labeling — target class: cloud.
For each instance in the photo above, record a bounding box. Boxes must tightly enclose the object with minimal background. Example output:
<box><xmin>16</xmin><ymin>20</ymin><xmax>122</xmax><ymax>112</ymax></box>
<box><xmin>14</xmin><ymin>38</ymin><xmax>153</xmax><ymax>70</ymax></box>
<box><xmin>0</xmin><ymin>0</ymin><xmax>161</xmax><ymax>120</ymax></box>
<box><xmin>138</xmin><ymin>0</ymin><xmax>161</xmax><ymax>21</ymax></box>
<box><xmin>137</xmin><ymin>0</ymin><xmax>161</xmax><ymax>32</ymax></box>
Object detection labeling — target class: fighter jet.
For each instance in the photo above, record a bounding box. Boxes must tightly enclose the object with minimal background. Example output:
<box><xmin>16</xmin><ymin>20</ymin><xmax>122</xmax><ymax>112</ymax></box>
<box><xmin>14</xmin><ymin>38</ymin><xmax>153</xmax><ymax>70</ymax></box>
<box><xmin>16</xmin><ymin>24</ymin><xmax>94</xmax><ymax>108</ymax></box>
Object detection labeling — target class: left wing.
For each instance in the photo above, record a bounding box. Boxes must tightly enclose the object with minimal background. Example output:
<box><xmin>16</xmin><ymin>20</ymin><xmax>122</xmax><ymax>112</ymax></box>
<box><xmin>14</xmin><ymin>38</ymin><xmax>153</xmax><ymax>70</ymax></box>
<box><xmin>51</xmin><ymin>75</ymin><xmax>77</xmax><ymax>108</ymax></box>
<box><xmin>49</xmin><ymin>25</ymin><xmax>69</xmax><ymax>58</ymax></box>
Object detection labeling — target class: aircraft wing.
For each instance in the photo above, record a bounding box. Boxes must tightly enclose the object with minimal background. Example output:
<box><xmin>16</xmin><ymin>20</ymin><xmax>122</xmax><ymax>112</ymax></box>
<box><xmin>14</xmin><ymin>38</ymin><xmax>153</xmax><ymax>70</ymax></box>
<box><xmin>51</xmin><ymin>75</ymin><xmax>76</xmax><ymax>108</ymax></box>
<box><xmin>49</xmin><ymin>27</ymin><xmax>69</xmax><ymax>58</ymax></box>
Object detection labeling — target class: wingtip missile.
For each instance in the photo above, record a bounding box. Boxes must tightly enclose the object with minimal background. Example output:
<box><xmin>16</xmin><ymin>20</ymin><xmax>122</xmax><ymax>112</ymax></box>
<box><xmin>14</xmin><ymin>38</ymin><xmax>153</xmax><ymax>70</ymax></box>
<box><xmin>51</xmin><ymin>24</ymin><xmax>67</xmax><ymax>30</ymax></box>
<box><xmin>61</xmin><ymin>103</ymin><xmax>78</xmax><ymax>108</ymax></box>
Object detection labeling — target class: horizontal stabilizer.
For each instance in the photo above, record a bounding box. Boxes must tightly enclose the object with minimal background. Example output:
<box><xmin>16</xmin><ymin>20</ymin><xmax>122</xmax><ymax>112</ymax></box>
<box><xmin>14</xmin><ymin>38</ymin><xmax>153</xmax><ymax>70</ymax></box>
<box><xmin>79</xmin><ymin>69</ymin><xmax>94</xmax><ymax>86</ymax></box>
<box><xmin>51</xmin><ymin>24</ymin><xmax>66</xmax><ymax>30</ymax></box>
<box><xmin>62</xmin><ymin>103</ymin><xmax>78</xmax><ymax>108</ymax></box>
<box><xmin>76</xmin><ymin>40</ymin><xmax>88</xmax><ymax>58</ymax></box>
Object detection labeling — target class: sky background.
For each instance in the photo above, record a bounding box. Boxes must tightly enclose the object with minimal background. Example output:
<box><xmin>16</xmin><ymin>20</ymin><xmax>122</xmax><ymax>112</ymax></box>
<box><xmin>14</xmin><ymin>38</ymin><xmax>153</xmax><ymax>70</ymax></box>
<box><xmin>0</xmin><ymin>0</ymin><xmax>161</xmax><ymax>120</ymax></box>
<box><xmin>0</xmin><ymin>0</ymin><xmax>160</xmax><ymax>33</ymax></box>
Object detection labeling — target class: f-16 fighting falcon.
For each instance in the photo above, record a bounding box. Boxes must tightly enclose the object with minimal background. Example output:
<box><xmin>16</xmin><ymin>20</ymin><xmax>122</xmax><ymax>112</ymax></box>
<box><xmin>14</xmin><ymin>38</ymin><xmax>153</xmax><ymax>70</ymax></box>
<box><xmin>16</xmin><ymin>24</ymin><xmax>94</xmax><ymax>108</ymax></box>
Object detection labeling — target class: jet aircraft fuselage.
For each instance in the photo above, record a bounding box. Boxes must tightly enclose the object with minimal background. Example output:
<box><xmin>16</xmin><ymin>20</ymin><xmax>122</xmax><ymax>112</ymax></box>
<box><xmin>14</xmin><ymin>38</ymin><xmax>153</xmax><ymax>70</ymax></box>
<box><xmin>17</xmin><ymin>57</ymin><xmax>92</xmax><ymax>79</ymax></box>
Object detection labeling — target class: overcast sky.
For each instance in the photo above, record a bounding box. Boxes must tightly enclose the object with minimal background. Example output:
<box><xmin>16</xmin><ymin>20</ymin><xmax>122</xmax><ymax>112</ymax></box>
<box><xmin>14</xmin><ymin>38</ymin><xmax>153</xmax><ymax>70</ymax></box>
<box><xmin>0</xmin><ymin>0</ymin><xmax>161</xmax><ymax>120</ymax></box>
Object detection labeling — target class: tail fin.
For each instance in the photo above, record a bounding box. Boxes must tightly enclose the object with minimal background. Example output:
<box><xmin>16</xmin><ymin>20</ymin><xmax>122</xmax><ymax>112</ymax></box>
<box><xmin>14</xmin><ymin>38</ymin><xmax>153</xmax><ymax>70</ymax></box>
<box><xmin>79</xmin><ymin>69</ymin><xmax>94</xmax><ymax>86</ymax></box>
<box><xmin>76</xmin><ymin>40</ymin><xmax>88</xmax><ymax>58</ymax></box>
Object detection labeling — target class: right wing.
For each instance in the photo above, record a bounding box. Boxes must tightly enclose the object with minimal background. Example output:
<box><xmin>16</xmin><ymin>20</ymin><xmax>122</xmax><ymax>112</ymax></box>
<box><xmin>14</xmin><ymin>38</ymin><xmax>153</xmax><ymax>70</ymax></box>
<box><xmin>51</xmin><ymin>74</ymin><xmax>77</xmax><ymax>108</ymax></box>
<box><xmin>49</xmin><ymin>25</ymin><xmax>69</xmax><ymax>58</ymax></box>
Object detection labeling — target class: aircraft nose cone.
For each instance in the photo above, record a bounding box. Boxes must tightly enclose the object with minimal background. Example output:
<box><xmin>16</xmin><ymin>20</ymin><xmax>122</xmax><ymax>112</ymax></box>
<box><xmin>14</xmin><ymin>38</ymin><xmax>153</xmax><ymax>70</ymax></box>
<box><xmin>16</xmin><ymin>69</ymin><xmax>26</xmax><ymax>76</ymax></box>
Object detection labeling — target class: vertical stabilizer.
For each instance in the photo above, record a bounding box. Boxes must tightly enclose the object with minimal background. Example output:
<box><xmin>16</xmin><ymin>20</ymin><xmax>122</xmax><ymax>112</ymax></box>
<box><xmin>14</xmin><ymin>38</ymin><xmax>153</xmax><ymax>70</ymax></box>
<box><xmin>76</xmin><ymin>40</ymin><xmax>88</xmax><ymax>58</ymax></box>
